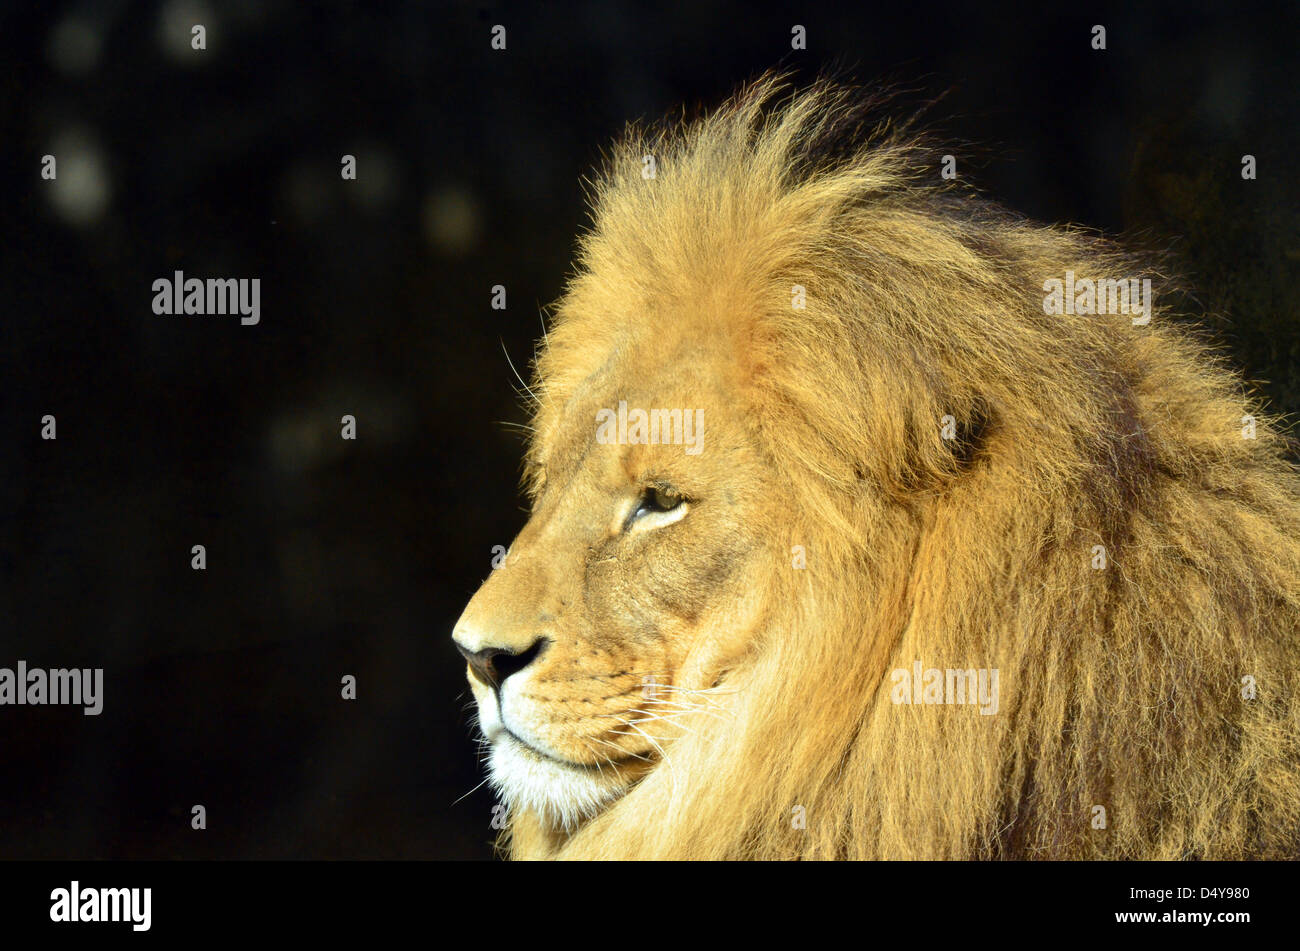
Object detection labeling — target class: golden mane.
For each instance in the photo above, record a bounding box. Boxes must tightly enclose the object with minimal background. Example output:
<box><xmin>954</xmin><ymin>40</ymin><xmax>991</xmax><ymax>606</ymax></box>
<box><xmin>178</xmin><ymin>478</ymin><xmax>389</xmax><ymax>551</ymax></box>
<box><xmin>516</xmin><ymin>74</ymin><xmax>1300</xmax><ymax>859</ymax></box>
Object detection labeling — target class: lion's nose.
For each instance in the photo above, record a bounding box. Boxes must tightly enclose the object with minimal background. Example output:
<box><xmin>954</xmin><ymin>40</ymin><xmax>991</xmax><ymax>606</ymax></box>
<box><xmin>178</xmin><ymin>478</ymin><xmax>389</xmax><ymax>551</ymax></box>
<box><xmin>455</xmin><ymin>638</ymin><xmax>546</xmax><ymax>690</ymax></box>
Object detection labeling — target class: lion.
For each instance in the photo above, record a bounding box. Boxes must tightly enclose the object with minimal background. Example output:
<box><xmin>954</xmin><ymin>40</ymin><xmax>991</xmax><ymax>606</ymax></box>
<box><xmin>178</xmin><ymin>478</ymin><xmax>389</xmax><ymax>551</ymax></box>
<box><xmin>453</xmin><ymin>74</ymin><xmax>1300</xmax><ymax>859</ymax></box>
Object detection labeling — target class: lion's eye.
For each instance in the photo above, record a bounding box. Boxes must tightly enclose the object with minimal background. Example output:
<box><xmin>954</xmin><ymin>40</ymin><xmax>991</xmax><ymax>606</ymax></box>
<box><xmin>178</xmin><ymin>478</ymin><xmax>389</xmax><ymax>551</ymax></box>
<box><xmin>651</xmin><ymin>486</ymin><xmax>682</xmax><ymax>511</ymax></box>
<box><xmin>629</xmin><ymin>484</ymin><xmax>687</xmax><ymax>528</ymax></box>
<box><xmin>641</xmin><ymin>485</ymin><xmax>682</xmax><ymax>514</ymax></box>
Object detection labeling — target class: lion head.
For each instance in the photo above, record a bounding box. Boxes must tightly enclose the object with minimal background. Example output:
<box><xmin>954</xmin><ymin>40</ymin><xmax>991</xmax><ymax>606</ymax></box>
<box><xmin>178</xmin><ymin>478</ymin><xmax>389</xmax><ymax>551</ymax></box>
<box><xmin>454</xmin><ymin>75</ymin><xmax>1300</xmax><ymax>859</ymax></box>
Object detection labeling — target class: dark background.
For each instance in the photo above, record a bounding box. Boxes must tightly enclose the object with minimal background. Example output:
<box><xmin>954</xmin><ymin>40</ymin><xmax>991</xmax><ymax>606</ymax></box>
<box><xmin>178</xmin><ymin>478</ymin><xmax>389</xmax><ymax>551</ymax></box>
<box><xmin>2</xmin><ymin>0</ymin><xmax>1296</xmax><ymax>859</ymax></box>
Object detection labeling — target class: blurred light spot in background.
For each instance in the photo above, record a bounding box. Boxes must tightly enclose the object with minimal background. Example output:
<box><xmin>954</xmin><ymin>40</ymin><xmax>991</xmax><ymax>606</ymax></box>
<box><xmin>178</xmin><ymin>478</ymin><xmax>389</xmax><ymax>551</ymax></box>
<box><xmin>48</xmin><ymin>15</ymin><xmax>103</xmax><ymax>76</ymax></box>
<box><xmin>282</xmin><ymin>161</ymin><xmax>336</xmax><ymax>225</ymax></box>
<box><xmin>157</xmin><ymin>0</ymin><xmax>215</xmax><ymax>63</ymax></box>
<box><xmin>266</xmin><ymin>386</ymin><xmax>411</xmax><ymax>477</ymax></box>
<box><xmin>46</xmin><ymin>128</ymin><xmax>111</xmax><ymax>227</ymax></box>
<box><xmin>422</xmin><ymin>185</ymin><xmax>481</xmax><ymax>255</ymax></box>
<box><xmin>348</xmin><ymin>145</ymin><xmax>399</xmax><ymax>211</ymax></box>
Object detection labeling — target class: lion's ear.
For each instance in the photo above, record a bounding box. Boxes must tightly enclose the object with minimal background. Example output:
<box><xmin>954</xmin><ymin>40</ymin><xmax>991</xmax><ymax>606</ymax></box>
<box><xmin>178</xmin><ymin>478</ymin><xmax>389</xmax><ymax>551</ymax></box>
<box><xmin>902</xmin><ymin>396</ymin><xmax>992</xmax><ymax>493</ymax></box>
<box><xmin>946</xmin><ymin>398</ymin><xmax>991</xmax><ymax>471</ymax></box>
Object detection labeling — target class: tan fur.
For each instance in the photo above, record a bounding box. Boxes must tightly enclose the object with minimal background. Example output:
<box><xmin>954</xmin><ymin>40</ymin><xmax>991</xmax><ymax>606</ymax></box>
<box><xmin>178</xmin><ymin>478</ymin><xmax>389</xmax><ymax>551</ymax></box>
<box><xmin>454</xmin><ymin>74</ymin><xmax>1300</xmax><ymax>859</ymax></box>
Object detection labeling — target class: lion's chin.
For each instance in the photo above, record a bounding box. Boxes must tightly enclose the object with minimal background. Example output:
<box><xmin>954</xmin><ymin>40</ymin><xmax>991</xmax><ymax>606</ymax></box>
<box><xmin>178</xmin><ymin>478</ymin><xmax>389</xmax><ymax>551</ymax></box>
<box><xmin>487</xmin><ymin>733</ymin><xmax>635</xmax><ymax>832</ymax></box>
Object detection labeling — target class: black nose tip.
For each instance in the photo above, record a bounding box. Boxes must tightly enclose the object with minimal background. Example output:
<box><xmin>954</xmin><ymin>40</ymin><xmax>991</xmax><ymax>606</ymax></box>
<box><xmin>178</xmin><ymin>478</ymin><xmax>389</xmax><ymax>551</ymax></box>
<box><xmin>456</xmin><ymin>639</ymin><xmax>546</xmax><ymax>689</ymax></box>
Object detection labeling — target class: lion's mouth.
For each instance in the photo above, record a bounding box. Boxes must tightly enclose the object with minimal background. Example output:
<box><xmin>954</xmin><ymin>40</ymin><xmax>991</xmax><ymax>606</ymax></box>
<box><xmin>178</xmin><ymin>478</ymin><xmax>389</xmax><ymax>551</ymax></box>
<box><xmin>499</xmin><ymin>728</ymin><xmax>649</xmax><ymax>772</ymax></box>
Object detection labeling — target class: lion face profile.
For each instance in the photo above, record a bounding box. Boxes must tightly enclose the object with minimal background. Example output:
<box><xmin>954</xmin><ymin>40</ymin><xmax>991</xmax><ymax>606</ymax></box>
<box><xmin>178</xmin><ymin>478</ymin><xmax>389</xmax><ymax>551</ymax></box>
<box><xmin>454</xmin><ymin>74</ymin><xmax>1300</xmax><ymax>860</ymax></box>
